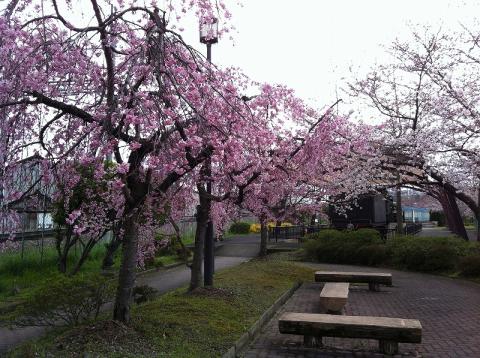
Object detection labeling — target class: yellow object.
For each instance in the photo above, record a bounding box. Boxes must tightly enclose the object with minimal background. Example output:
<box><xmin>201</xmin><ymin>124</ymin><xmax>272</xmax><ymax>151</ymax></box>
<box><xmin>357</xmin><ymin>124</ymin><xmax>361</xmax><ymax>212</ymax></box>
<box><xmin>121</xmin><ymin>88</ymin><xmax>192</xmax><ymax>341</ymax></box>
<box><xmin>249</xmin><ymin>222</ymin><xmax>293</xmax><ymax>233</ymax></box>
<box><xmin>250</xmin><ymin>223</ymin><xmax>261</xmax><ymax>233</ymax></box>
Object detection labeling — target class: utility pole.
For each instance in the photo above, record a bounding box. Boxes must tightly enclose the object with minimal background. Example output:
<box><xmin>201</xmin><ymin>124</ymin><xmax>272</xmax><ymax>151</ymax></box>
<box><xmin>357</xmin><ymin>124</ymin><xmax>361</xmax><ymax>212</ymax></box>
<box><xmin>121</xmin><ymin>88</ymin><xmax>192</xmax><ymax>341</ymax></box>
<box><xmin>396</xmin><ymin>172</ymin><xmax>403</xmax><ymax>235</ymax></box>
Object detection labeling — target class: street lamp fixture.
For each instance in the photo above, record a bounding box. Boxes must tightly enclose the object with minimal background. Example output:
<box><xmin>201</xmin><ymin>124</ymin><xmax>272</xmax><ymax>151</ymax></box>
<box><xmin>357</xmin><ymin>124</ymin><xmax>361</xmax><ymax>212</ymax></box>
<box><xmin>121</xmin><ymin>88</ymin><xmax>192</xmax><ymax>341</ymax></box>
<box><xmin>199</xmin><ymin>17</ymin><xmax>218</xmax><ymax>45</ymax></box>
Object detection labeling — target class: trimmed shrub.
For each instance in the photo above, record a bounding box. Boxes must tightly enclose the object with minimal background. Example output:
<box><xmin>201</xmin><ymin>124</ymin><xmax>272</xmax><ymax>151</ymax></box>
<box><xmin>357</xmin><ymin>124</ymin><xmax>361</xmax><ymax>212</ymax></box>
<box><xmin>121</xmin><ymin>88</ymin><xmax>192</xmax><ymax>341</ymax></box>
<box><xmin>458</xmin><ymin>255</ymin><xmax>480</xmax><ymax>277</ymax></box>
<box><xmin>229</xmin><ymin>221</ymin><xmax>251</xmax><ymax>234</ymax></box>
<box><xmin>302</xmin><ymin>228</ymin><xmax>385</xmax><ymax>265</ymax></box>
<box><xmin>387</xmin><ymin>236</ymin><xmax>469</xmax><ymax>272</ymax></box>
<box><xmin>302</xmin><ymin>229</ymin><xmax>479</xmax><ymax>275</ymax></box>
<box><xmin>345</xmin><ymin>228</ymin><xmax>382</xmax><ymax>244</ymax></box>
<box><xmin>430</xmin><ymin>211</ymin><xmax>446</xmax><ymax>227</ymax></box>
<box><xmin>355</xmin><ymin>244</ymin><xmax>388</xmax><ymax>266</ymax></box>
<box><xmin>304</xmin><ymin>229</ymin><xmax>345</xmax><ymax>241</ymax></box>
<box><xmin>303</xmin><ymin>239</ymin><xmax>320</xmax><ymax>260</ymax></box>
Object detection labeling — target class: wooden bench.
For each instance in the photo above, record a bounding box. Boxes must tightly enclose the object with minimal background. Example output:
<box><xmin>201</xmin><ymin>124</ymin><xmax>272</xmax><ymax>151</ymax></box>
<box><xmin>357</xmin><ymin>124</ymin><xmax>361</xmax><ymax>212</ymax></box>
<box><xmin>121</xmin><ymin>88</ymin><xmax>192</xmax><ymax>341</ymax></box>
<box><xmin>279</xmin><ymin>312</ymin><xmax>422</xmax><ymax>355</ymax></box>
<box><xmin>315</xmin><ymin>271</ymin><xmax>392</xmax><ymax>291</ymax></box>
<box><xmin>320</xmin><ymin>282</ymin><xmax>349</xmax><ymax>314</ymax></box>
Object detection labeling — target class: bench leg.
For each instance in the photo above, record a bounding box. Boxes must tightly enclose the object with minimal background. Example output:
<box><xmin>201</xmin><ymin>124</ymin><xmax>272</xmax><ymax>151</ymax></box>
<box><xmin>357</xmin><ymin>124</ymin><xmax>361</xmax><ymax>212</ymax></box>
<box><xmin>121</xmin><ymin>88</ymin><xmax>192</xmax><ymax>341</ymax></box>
<box><xmin>304</xmin><ymin>335</ymin><xmax>322</xmax><ymax>347</ymax></box>
<box><xmin>379</xmin><ymin>340</ymin><xmax>399</xmax><ymax>355</ymax></box>
<box><xmin>368</xmin><ymin>282</ymin><xmax>380</xmax><ymax>291</ymax></box>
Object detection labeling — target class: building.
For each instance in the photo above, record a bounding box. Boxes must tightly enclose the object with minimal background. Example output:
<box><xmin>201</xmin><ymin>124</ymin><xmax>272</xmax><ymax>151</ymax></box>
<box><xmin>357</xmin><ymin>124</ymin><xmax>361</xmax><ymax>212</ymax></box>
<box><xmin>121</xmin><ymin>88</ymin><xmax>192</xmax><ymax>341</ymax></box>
<box><xmin>402</xmin><ymin>206</ymin><xmax>430</xmax><ymax>223</ymax></box>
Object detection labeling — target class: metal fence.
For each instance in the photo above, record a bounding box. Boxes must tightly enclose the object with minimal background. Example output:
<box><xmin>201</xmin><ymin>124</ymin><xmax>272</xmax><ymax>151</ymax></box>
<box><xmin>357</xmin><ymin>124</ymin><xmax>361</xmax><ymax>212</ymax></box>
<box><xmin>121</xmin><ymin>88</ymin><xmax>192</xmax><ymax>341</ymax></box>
<box><xmin>268</xmin><ymin>225</ymin><xmax>329</xmax><ymax>242</ymax></box>
<box><xmin>405</xmin><ymin>222</ymin><xmax>423</xmax><ymax>235</ymax></box>
<box><xmin>267</xmin><ymin>222</ymin><xmax>422</xmax><ymax>243</ymax></box>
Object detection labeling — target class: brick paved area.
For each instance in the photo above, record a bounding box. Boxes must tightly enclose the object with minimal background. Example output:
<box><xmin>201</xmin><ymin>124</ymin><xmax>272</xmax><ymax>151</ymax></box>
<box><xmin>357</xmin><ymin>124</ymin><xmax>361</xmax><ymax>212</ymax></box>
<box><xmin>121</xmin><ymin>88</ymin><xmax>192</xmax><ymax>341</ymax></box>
<box><xmin>244</xmin><ymin>263</ymin><xmax>480</xmax><ymax>358</ymax></box>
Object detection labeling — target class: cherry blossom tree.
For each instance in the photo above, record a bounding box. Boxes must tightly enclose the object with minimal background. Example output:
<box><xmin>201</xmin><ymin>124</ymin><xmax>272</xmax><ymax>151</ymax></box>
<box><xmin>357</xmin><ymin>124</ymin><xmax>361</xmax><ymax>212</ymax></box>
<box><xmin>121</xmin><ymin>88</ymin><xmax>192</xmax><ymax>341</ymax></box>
<box><xmin>0</xmin><ymin>0</ymin><xmax>253</xmax><ymax>322</ymax></box>
<box><xmin>349</xmin><ymin>27</ymin><xmax>480</xmax><ymax>241</ymax></box>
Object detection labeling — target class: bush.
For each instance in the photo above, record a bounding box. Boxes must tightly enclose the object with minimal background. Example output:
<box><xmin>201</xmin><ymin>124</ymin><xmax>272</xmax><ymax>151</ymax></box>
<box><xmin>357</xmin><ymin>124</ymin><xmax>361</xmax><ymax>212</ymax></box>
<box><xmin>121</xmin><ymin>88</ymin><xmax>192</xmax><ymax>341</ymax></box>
<box><xmin>303</xmin><ymin>239</ymin><xmax>320</xmax><ymax>260</ymax></box>
<box><xmin>430</xmin><ymin>211</ymin><xmax>446</xmax><ymax>227</ymax></box>
<box><xmin>229</xmin><ymin>221</ymin><xmax>251</xmax><ymax>234</ymax></box>
<box><xmin>302</xmin><ymin>228</ymin><xmax>480</xmax><ymax>274</ymax></box>
<box><xmin>355</xmin><ymin>244</ymin><xmax>388</xmax><ymax>266</ymax></box>
<box><xmin>250</xmin><ymin>223</ymin><xmax>261</xmax><ymax>233</ymax></box>
<box><xmin>345</xmin><ymin>228</ymin><xmax>382</xmax><ymax>244</ymax></box>
<box><xmin>387</xmin><ymin>236</ymin><xmax>469</xmax><ymax>272</ymax></box>
<box><xmin>2</xmin><ymin>274</ymin><xmax>115</xmax><ymax>327</ymax></box>
<box><xmin>304</xmin><ymin>229</ymin><xmax>345</xmax><ymax>241</ymax></box>
<box><xmin>302</xmin><ymin>229</ymin><xmax>385</xmax><ymax>265</ymax></box>
<box><xmin>458</xmin><ymin>255</ymin><xmax>480</xmax><ymax>277</ymax></box>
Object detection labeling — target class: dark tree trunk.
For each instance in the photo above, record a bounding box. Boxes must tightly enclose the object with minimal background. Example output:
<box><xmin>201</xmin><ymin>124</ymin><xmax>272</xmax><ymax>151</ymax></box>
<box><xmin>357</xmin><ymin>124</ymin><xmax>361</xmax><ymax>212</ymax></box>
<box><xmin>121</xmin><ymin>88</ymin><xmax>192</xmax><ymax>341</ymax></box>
<box><xmin>309</xmin><ymin>214</ymin><xmax>316</xmax><ymax>227</ymax></box>
<box><xmin>102</xmin><ymin>230</ymin><xmax>122</xmax><ymax>270</ymax></box>
<box><xmin>476</xmin><ymin>186</ymin><xmax>480</xmax><ymax>242</ymax></box>
<box><xmin>70</xmin><ymin>239</ymin><xmax>97</xmax><ymax>275</ymax></box>
<box><xmin>58</xmin><ymin>253</ymin><xmax>68</xmax><ymax>274</ymax></box>
<box><xmin>113</xmin><ymin>215</ymin><xmax>139</xmax><ymax>323</ymax></box>
<box><xmin>56</xmin><ymin>227</ymin><xmax>74</xmax><ymax>273</ymax></box>
<box><xmin>189</xmin><ymin>184</ymin><xmax>210</xmax><ymax>291</ymax></box>
<box><xmin>259</xmin><ymin>217</ymin><xmax>268</xmax><ymax>257</ymax></box>
<box><xmin>438</xmin><ymin>188</ymin><xmax>469</xmax><ymax>241</ymax></box>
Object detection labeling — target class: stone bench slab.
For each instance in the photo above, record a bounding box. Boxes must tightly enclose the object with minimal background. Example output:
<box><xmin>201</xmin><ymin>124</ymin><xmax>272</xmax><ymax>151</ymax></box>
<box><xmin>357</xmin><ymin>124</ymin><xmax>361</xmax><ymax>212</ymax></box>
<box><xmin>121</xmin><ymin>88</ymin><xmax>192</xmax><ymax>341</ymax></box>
<box><xmin>279</xmin><ymin>312</ymin><xmax>422</xmax><ymax>354</ymax></box>
<box><xmin>320</xmin><ymin>282</ymin><xmax>349</xmax><ymax>313</ymax></box>
<box><xmin>315</xmin><ymin>271</ymin><xmax>392</xmax><ymax>290</ymax></box>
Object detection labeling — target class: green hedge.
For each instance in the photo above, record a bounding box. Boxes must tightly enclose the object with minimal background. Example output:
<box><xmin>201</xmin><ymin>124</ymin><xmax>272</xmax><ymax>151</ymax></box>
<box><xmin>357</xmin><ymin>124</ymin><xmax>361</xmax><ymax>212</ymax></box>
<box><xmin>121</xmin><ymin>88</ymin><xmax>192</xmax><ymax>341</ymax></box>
<box><xmin>430</xmin><ymin>210</ymin><xmax>446</xmax><ymax>227</ymax></box>
<box><xmin>303</xmin><ymin>229</ymin><xmax>384</xmax><ymax>266</ymax></box>
<box><xmin>229</xmin><ymin>221</ymin><xmax>251</xmax><ymax>234</ymax></box>
<box><xmin>303</xmin><ymin>229</ymin><xmax>480</xmax><ymax>276</ymax></box>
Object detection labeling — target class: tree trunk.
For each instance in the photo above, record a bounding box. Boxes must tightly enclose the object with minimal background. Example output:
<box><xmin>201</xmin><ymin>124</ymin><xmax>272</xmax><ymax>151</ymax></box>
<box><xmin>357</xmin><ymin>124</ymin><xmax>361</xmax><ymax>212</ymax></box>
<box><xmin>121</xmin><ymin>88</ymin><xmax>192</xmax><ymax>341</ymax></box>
<box><xmin>189</xmin><ymin>185</ymin><xmax>209</xmax><ymax>291</ymax></box>
<box><xmin>477</xmin><ymin>185</ymin><xmax>480</xmax><ymax>242</ymax></box>
<box><xmin>438</xmin><ymin>188</ymin><xmax>469</xmax><ymax>241</ymax></box>
<box><xmin>259</xmin><ymin>217</ymin><xmax>268</xmax><ymax>257</ymax></box>
<box><xmin>70</xmin><ymin>239</ymin><xmax>97</xmax><ymax>275</ymax></box>
<box><xmin>113</xmin><ymin>214</ymin><xmax>139</xmax><ymax>323</ymax></box>
<box><xmin>56</xmin><ymin>227</ymin><xmax>74</xmax><ymax>273</ymax></box>
<box><xmin>58</xmin><ymin>252</ymin><xmax>68</xmax><ymax>274</ymax></box>
<box><xmin>309</xmin><ymin>214</ymin><xmax>316</xmax><ymax>226</ymax></box>
<box><xmin>102</xmin><ymin>231</ymin><xmax>122</xmax><ymax>269</ymax></box>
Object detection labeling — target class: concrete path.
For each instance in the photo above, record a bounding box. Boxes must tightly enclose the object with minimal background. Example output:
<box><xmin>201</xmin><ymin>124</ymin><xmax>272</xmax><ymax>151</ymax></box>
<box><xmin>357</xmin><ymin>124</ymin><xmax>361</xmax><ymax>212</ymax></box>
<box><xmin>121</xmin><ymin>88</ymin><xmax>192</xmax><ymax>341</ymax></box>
<box><xmin>0</xmin><ymin>244</ymin><xmax>253</xmax><ymax>355</ymax></box>
<box><xmin>245</xmin><ymin>262</ymin><xmax>480</xmax><ymax>358</ymax></box>
<box><xmin>216</xmin><ymin>233</ymin><xmax>261</xmax><ymax>257</ymax></box>
<box><xmin>417</xmin><ymin>226</ymin><xmax>478</xmax><ymax>241</ymax></box>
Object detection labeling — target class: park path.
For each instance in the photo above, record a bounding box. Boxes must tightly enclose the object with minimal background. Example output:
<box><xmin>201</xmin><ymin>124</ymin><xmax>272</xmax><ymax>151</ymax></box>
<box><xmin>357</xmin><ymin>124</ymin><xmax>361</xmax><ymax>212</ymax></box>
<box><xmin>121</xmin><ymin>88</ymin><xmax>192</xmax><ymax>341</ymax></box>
<box><xmin>0</xmin><ymin>235</ymin><xmax>260</xmax><ymax>355</ymax></box>
<box><xmin>418</xmin><ymin>226</ymin><xmax>478</xmax><ymax>241</ymax></box>
<box><xmin>245</xmin><ymin>262</ymin><xmax>480</xmax><ymax>358</ymax></box>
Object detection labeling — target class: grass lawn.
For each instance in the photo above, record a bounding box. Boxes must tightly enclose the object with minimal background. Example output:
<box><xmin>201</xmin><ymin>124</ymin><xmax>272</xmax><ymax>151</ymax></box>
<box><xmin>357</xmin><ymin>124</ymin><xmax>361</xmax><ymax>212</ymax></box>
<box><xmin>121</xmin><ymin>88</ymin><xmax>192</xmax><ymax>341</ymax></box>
<box><xmin>9</xmin><ymin>257</ymin><xmax>314</xmax><ymax>358</ymax></box>
<box><xmin>0</xmin><ymin>244</ymin><xmax>118</xmax><ymax>302</ymax></box>
<box><xmin>0</xmin><ymin>240</ymin><xmax>190</xmax><ymax>304</ymax></box>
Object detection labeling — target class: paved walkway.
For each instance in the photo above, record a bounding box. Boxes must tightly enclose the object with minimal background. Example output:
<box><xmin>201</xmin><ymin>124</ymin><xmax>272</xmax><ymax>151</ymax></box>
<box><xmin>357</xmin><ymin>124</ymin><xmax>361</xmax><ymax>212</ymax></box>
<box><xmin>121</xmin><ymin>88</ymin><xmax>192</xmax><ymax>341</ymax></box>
<box><xmin>245</xmin><ymin>263</ymin><xmax>480</xmax><ymax>358</ymax></box>
<box><xmin>418</xmin><ymin>226</ymin><xmax>478</xmax><ymax>241</ymax></box>
<box><xmin>0</xmin><ymin>242</ymin><xmax>253</xmax><ymax>355</ymax></box>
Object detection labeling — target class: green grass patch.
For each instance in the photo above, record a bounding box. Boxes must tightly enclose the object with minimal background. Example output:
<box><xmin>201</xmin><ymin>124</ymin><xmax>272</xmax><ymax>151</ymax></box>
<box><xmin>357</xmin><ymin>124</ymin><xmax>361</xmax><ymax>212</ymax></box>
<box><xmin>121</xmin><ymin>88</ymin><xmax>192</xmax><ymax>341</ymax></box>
<box><xmin>9</xmin><ymin>257</ymin><xmax>314</xmax><ymax>357</ymax></box>
<box><xmin>0</xmin><ymin>244</ymin><xmax>118</xmax><ymax>302</ymax></box>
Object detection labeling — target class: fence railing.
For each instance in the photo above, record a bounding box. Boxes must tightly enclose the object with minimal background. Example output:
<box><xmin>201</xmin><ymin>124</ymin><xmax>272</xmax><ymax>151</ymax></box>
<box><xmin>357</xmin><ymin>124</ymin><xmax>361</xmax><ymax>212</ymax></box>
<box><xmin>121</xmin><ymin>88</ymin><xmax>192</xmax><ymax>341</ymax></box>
<box><xmin>405</xmin><ymin>222</ymin><xmax>422</xmax><ymax>235</ymax></box>
<box><xmin>0</xmin><ymin>229</ymin><xmax>58</xmax><ymax>242</ymax></box>
<box><xmin>267</xmin><ymin>222</ymin><xmax>422</xmax><ymax>242</ymax></box>
<box><xmin>268</xmin><ymin>225</ymin><xmax>329</xmax><ymax>242</ymax></box>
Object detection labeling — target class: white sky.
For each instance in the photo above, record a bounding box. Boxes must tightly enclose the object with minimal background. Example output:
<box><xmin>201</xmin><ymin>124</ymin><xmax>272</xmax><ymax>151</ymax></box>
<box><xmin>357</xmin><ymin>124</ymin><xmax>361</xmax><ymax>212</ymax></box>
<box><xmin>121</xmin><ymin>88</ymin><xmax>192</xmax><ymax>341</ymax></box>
<box><xmin>9</xmin><ymin>0</ymin><xmax>480</xmax><ymax>119</ymax></box>
<box><xmin>177</xmin><ymin>0</ymin><xmax>480</xmax><ymax>115</ymax></box>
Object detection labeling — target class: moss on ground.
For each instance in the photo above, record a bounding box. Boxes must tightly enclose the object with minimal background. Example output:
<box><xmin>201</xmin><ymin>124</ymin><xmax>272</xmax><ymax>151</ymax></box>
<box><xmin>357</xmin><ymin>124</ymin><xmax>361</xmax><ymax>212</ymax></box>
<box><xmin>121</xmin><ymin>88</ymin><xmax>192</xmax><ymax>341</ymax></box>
<box><xmin>8</xmin><ymin>256</ymin><xmax>314</xmax><ymax>358</ymax></box>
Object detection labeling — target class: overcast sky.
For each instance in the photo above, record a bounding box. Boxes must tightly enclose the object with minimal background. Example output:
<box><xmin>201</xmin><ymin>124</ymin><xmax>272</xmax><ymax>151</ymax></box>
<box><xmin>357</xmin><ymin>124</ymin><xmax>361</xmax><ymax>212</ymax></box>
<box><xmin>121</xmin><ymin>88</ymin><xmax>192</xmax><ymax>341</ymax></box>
<box><xmin>176</xmin><ymin>0</ymin><xmax>480</xmax><ymax>115</ymax></box>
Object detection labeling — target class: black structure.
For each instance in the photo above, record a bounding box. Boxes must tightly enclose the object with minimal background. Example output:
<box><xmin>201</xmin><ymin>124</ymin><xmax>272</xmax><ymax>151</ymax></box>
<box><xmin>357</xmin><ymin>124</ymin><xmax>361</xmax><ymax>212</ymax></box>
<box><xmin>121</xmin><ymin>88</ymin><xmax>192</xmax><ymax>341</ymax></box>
<box><xmin>329</xmin><ymin>193</ymin><xmax>395</xmax><ymax>230</ymax></box>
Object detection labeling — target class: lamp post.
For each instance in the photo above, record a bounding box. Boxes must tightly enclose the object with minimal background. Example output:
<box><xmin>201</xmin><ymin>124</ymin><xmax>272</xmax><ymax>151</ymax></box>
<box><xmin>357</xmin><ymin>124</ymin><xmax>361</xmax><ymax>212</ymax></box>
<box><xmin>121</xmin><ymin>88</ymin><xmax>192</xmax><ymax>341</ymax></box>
<box><xmin>200</xmin><ymin>17</ymin><xmax>218</xmax><ymax>287</ymax></box>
